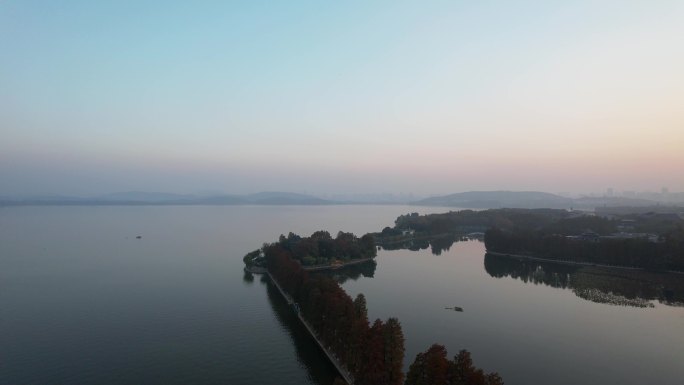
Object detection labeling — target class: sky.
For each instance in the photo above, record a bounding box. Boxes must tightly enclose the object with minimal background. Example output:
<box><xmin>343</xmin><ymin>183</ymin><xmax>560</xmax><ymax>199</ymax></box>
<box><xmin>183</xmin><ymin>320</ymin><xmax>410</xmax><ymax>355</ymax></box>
<box><xmin>2</xmin><ymin>0</ymin><xmax>683</xmax><ymax>196</ymax></box>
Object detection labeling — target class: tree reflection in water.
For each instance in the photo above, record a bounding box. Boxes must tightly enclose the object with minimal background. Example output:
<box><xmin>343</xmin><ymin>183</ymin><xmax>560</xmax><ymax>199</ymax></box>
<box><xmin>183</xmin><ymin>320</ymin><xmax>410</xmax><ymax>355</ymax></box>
<box><xmin>317</xmin><ymin>259</ymin><xmax>377</xmax><ymax>284</ymax></box>
<box><xmin>484</xmin><ymin>253</ymin><xmax>684</xmax><ymax>307</ymax></box>
<box><xmin>379</xmin><ymin>234</ymin><xmax>476</xmax><ymax>256</ymax></box>
<box><xmin>262</xmin><ymin>276</ymin><xmax>338</xmax><ymax>385</ymax></box>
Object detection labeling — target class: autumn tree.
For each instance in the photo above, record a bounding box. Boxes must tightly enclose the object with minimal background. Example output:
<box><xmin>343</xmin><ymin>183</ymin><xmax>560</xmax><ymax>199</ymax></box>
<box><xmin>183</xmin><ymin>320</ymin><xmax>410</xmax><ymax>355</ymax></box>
<box><xmin>406</xmin><ymin>344</ymin><xmax>449</xmax><ymax>385</ymax></box>
<box><xmin>406</xmin><ymin>345</ymin><xmax>504</xmax><ymax>385</ymax></box>
<box><xmin>356</xmin><ymin>319</ymin><xmax>386</xmax><ymax>385</ymax></box>
<box><xmin>382</xmin><ymin>317</ymin><xmax>405</xmax><ymax>385</ymax></box>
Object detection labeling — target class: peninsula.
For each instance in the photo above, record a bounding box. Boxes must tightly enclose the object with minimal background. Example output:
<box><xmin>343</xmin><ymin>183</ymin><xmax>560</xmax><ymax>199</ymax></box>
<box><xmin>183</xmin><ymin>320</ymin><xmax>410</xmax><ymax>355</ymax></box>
<box><xmin>374</xmin><ymin>208</ymin><xmax>684</xmax><ymax>272</ymax></box>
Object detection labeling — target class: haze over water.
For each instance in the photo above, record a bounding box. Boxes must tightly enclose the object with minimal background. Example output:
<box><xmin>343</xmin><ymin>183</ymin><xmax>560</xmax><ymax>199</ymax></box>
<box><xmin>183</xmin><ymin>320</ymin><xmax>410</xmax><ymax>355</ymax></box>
<box><xmin>2</xmin><ymin>206</ymin><xmax>682</xmax><ymax>385</ymax></box>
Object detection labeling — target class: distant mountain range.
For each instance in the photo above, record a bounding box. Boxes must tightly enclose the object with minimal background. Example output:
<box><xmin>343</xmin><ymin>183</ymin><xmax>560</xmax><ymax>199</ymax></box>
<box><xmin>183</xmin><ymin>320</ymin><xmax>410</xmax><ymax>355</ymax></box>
<box><xmin>95</xmin><ymin>191</ymin><xmax>198</xmax><ymax>202</ymax></box>
<box><xmin>197</xmin><ymin>192</ymin><xmax>331</xmax><ymax>205</ymax></box>
<box><xmin>0</xmin><ymin>191</ymin><xmax>333</xmax><ymax>206</ymax></box>
<box><xmin>411</xmin><ymin>191</ymin><xmax>680</xmax><ymax>210</ymax></box>
<box><xmin>1</xmin><ymin>190</ymin><xmax>681</xmax><ymax>210</ymax></box>
<box><xmin>412</xmin><ymin>191</ymin><xmax>573</xmax><ymax>209</ymax></box>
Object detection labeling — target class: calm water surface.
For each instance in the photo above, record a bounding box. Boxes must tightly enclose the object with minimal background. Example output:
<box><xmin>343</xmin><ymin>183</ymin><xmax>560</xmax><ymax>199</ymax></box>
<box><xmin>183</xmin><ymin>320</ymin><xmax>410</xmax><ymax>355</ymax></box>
<box><xmin>340</xmin><ymin>242</ymin><xmax>684</xmax><ymax>385</ymax></box>
<box><xmin>2</xmin><ymin>206</ymin><xmax>683</xmax><ymax>385</ymax></box>
<box><xmin>0</xmin><ymin>205</ymin><xmax>439</xmax><ymax>385</ymax></box>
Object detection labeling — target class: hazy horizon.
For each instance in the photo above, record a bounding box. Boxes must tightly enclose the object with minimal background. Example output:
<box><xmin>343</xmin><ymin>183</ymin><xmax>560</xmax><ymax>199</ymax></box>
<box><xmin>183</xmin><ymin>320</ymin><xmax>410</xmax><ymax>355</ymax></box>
<box><xmin>3</xmin><ymin>188</ymin><xmax>684</xmax><ymax>204</ymax></box>
<box><xmin>2</xmin><ymin>1</ymin><xmax>683</xmax><ymax>196</ymax></box>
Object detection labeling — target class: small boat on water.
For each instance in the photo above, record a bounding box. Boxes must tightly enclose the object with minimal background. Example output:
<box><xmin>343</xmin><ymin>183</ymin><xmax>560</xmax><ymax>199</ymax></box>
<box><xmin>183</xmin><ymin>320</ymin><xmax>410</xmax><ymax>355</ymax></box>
<box><xmin>445</xmin><ymin>306</ymin><xmax>464</xmax><ymax>312</ymax></box>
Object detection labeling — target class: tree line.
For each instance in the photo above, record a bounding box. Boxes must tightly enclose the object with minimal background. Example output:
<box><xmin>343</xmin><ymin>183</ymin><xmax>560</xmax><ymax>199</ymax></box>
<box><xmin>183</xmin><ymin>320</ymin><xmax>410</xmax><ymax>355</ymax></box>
<box><xmin>405</xmin><ymin>344</ymin><xmax>503</xmax><ymax>385</ymax></box>
<box><xmin>264</xmin><ymin>237</ymin><xmax>404</xmax><ymax>384</ymax></box>
<box><xmin>484</xmin><ymin>227</ymin><xmax>684</xmax><ymax>271</ymax></box>
<box><xmin>383</xmin><ymin>209</ymin><xmax>684</xmax><ymax>271</ymax></box>
<box><xmin>276</xmin><ymin>230</ymin><xmax>377</xmax><ymax>266</ymax></box>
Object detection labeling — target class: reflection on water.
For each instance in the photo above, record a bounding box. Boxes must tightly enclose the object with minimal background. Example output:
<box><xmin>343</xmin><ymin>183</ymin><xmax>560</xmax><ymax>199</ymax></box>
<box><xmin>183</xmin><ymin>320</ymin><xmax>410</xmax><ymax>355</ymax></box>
<box><xmin>338</xmin><ymin>240</ymin><xmax>684</xmax><ymax>385</ymax></box>
<box><xmin>484</xmin><ymin>252</ymin><xmax>577</xmax><ymax>288</ymax></box>
<box><xmin>262</xmin><ymin>276</ymin><xmax>337</xmax><ymax>385</ymax></box>
<box><xmin>2</xmin><ymin>205</ymin><xmax>453</xmax><ymax>385</ymax></box>
<box><xmin>484</xmin><ymin>253</ymin><xmax>684</xmax><ymax>307</ymax></box>
<box><xmin>317</xmin><ymin>260</ymin><xmax>377</xmax><ymax>284</ymax></box>
<box><xmin>381</xmin><ymin>235</ymin><xmax>684</xmax><ymax>308</ymax></box>
<box><xmin>5</xmin><ymin>205</ymin><xmax>678</xmax><ymax>385</ymax></box>
<box><xmin>242</xmin><ymin>271</ymin><xmax>255</xmax><ymax>284</ymax></box>
<box><xmin>380</xmin><ymin>234</ymin><xmax>478</xmax><ymax>255</ymax></box>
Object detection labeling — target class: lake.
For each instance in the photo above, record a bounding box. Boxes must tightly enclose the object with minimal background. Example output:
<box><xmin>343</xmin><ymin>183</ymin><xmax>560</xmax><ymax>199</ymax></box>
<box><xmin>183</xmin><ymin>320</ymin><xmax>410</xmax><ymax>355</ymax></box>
<box><xmin>1</xmin><ymin>206</ymin><xmax>682</xmax><ymax>385</ymax></box>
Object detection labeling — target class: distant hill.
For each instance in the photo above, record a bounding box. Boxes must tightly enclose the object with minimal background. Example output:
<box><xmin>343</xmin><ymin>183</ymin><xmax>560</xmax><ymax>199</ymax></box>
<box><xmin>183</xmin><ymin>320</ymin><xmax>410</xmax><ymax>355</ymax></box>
<box><xmin>94</xmin><ymin>191</ymin><xmax>196</xmax><ymax>202</ymax></box>
<box><xmin>242</xmin><ymin>192</ymin><xmax>331</xmax><ymax>205</ymax></box>
<box><xmin>411</xmin><ymin>190</ymin><xmax>682</xmax><ymax>210</ymax></box>
<box><xmin>412</xmin><ymin>191</ymin><xmax>574</xmax><ymax>209</ymax></box>
<box><xmin>196</xmin><ymin>192</ymin><xmax>331</xmax><ymax>205</ymax></box>
<box><xmin>0</xmin><ymin>191</ymin><xmax>333</xmax><ymax>206</ymax></box>
<box><xmin>4</xmin><ymin>190</ymin><xmax>677</xmax><ymax>210</ymax></box>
